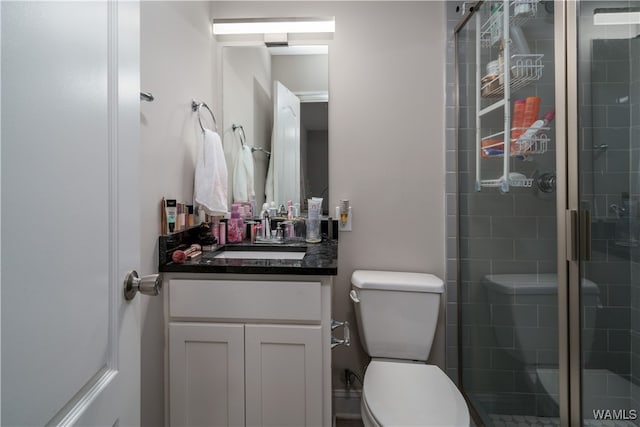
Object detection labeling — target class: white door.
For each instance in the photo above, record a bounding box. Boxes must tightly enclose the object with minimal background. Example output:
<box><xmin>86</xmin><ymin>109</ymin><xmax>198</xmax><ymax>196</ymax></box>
<box><xmin>267</xmin><ymin>81</ymin><xmax>301</xmax><ymax>206</ymax></box>
<box><xmin>1</xmin><ymin>2</ymin><xmax>142</xmax><ymax>425</ymax></box>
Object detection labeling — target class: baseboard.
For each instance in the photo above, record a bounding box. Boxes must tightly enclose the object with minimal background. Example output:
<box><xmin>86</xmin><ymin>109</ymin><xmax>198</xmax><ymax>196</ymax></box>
<box><xmin>333</xmin><ymin>388</ymin><xmax>362</xmax><ymax>420</ymax></box>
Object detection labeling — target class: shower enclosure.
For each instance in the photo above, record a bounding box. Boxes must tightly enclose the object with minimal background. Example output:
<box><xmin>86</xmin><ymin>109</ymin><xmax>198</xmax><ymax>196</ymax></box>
<box><xmin>455</xmin><ymin>1</ymin><xmax>640</xmax><ymax>425</ymax></box>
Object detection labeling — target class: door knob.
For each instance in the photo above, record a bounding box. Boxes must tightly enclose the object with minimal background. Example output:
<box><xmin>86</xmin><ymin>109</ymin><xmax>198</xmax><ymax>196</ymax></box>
<box><xmin>124</xmin><ymin>271</ymin><xmax>162</xmax><ymax>301</ymax></box>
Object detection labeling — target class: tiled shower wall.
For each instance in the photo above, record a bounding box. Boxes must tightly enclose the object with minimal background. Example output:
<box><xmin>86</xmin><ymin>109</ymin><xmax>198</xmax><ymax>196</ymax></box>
<box><xmin>582</xmin><ymin>38</ymin><xmax>632</xmax><ymax>384</ymax></box>
<box><xmin>445</xmin><ymin>0</ymin><xmax>459</xmax><ymax>383</ymax></box>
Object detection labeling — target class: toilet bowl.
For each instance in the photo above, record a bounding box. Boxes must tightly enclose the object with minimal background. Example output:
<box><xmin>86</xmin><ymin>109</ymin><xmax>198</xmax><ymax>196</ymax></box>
<box><xmin>361</xmin><ymin>360</ymin><xmax>470</xmax><ymax>427</ymax></box>
<box><xmin>350</xmin><ymin>270</ymin><xmax>470</xmax><ymax>427</ymax></box>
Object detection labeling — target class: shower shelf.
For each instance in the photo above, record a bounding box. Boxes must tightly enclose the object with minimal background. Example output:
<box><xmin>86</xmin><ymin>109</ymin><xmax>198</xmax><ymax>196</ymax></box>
<box><xmin>474</xmin><ymin>0</ymin><xmax>547</xmax><ymax>193</ymax></box>
<box><xmin>480</xmin><ymin>0</ymin><xmax>539</xmax><ymax>48</ymax></box>
<box><xmin>481</xmin><ymin>54</ymin><xmax>544</xmax><ymax>98</ymax></box>
<box><xmin>481</xmin><ymin>130</ymin><xmax>549</xmax><ymax>158</ymax></box>
<box><xmin>480</xmin><ymin>177</ymin><xmax>533</xmax><ymax>188</ymax></box>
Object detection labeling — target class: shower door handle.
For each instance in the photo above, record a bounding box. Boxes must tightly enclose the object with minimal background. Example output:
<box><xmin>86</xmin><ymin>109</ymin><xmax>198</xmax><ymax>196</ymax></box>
<box><xmin>566</xmin><ymin>210</ymin><xmax>578</xmax><ymax>261</ymax></box>
<box><xmin>580</xmin><ymin>209</ymin><xmax>592</xmax><ymax>261</ymax></box>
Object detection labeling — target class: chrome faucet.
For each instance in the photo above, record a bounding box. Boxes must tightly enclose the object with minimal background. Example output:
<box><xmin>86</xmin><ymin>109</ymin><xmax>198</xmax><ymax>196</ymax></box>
<box><xmin>261</xmin><ymin>210</ymin><xmax>271</xmax><ymax>239</ymax></box>
<box><xmin>275</xmin><ymin>223</ymin><xmax>284</xmax><ymax>241</ymax></box>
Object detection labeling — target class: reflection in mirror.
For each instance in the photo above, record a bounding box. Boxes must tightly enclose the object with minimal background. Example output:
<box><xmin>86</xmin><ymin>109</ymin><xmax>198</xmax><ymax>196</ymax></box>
<box><xmin>222</xmin><ymin>45</ymin><xmax>328</xmax><ymax>215</ymax></box>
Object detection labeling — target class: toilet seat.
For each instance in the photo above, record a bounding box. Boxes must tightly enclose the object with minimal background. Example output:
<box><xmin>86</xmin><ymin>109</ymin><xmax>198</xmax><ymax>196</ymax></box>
<box><xmin>361</xmin><ymin>360</ymin><xmax>469</xmax><ymax>427</ymax></box>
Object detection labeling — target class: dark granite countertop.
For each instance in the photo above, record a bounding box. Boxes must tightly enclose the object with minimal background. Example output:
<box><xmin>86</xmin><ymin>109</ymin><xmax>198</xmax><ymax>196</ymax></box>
<box><xmin>158</xmin><ymin>224</ymin><xmax>338</xmax><ymax>276</ymax></box>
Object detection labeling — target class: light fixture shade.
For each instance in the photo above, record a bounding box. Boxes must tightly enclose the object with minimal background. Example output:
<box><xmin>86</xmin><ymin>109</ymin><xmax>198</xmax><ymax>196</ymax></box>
<box><xmin>593</xmin><ymin>7</ymin><xmax>640</xmax><ymax>25</ymax></box>
<box><xmin>212</xmin><ymin>17</ymin><xmax>335</xmax><ymax>35</ymax></box>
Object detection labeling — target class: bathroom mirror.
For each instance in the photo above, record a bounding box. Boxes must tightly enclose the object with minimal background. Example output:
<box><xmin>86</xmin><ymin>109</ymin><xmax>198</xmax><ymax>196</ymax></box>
<box><xmin>221</xmin><ymin>45</ymin><xmax>329</xmax><ymax>214</ymax></box>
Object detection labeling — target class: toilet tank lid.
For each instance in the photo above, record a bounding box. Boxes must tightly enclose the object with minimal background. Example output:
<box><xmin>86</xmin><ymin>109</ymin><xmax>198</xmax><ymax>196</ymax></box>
<box><xmin>484</xmin><ymin>273</ymin><xmax>599</xmax><ymax>295</ymax></box>
<box><xmin>351</xmin><ymin>270</ymin><xmax>444</xmax><ymax>293</ymax></box>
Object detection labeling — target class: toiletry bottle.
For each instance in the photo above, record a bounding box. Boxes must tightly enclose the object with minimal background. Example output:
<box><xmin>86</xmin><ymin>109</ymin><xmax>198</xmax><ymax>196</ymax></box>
<box><xmin>517</xmin><ymin>109</ymin><xmax>555</xmax><ymax>140</ymax></box>
<box><xmin>509</xmin><ymin>26</ymin><xmax>530</xmax><ymax>56</ymax></box>
<box><xmin>523</xmin><ymin>96</ymin><xmax>540</xmax><ymax>128</ymax></box>
<box><xmin>166</xmin><ymin>199</ymin><xmax>177</xmax><ymax>233</ymax></box>
<box><xmin>187</xmin><ymin>205</ymin><xmax>194</xmax><ymax>227</ymax></box>
<box><xmin>287</xmin><ymin>200</ymin><xmax>293</xmax><ymax>220</ymax></box>
<box><xmin>306</xmin><ymin>198</ymin><xmax>322</xmax><ymax>243</ymax></box>
<box><xmin>161</xmin><ymin>198</ymin><xmax>167</xmax><ymax>235</ymax></box>
<box><xmin>212</xmin><ymin>216</ymin><xmax>220</xmax><ymax>240</ymax></box>
<box><xmin>481</xmin><ymin>139</ymin><xmax>504</xmax><ymax>158</ymax></box>
<box><xmin>514</xmin><ymin>0</ymin><xmax>532</xmax><ymax>16</ymax></box>
<box><xmin>511</xmin><ymin>99</ymin><xmax>526</xmax><ymax>140</ymax></box>
<box><xmin>261</xmin><ymin>203</ymin><xmax>271</xmax><ymax>239</ymax></box>
<box><xmin>219</xmin><ymin>222</ymin><xmax>226</xmax><ymax>245</ymax></box>
<box><xmin>227</xmin><ymin>205</ymin><xmax>244</xmax><ymax>243</ymax></box>
<box><xmin>250</xmin><ymin>196</ymin><xmax>256</xmax><ymax>220</ymax></box>
<box><xmin>514</xmin><ymin>109</ymin><xmax>555</xmax><ymax>154</ymax></box>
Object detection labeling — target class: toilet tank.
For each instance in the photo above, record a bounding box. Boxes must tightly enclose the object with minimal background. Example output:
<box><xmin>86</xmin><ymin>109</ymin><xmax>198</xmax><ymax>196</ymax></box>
<box><xmin>350</xmin><ymin>270</ymin><xmax>444</xmax><ymax>362</ymax></box>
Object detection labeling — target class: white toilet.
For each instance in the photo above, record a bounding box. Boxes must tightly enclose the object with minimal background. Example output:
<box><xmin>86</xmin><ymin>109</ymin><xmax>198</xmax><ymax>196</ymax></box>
<box><xmin>350</xmin><ymin>270</ymin><xmax>470</xmax><ymax>427</ymax></box>
<box><xmin>483</xmin><ymin>273</ymin><xmax>601</xmax><ymax>366</ymax></box>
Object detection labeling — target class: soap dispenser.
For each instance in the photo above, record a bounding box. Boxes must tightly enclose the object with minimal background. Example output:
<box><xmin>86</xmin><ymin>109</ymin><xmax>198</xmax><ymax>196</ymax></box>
<box><xmin>227</xmin><ymin>205</ymin><xmax>244</xmax><ymax>243</ymax></box>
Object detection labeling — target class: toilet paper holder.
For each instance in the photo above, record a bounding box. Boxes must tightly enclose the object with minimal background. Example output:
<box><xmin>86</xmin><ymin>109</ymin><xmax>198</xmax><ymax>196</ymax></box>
<box><xmin>331</xmin><ymin>319</ymin><xmax>351</xmax><ymax>349</ymax></box>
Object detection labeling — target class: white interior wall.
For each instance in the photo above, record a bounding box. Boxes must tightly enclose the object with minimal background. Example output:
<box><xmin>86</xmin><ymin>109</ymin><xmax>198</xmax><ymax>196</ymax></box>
<box><xmin>272</xmin><ymin>54</ymin><xmax>329</xmax><ymax>94</ymax></box>
<box><xmin>222</xmin><ymin>47</ymin><xmax>271</xmax><ymax>207</ymax></box>
<box><xmin>138</xmin><ymin>2</ymin><xmax>446</xmax><ymax>423</ymax></box>
<box><xmin>212</xmin><ymin>1</ymin><xmax>447</xmax><ymax>386</ymax></box>
<box><xmin>140</xmin><ymin>2</ymin><xmax>215</xmax><ymax>426</ymax></box>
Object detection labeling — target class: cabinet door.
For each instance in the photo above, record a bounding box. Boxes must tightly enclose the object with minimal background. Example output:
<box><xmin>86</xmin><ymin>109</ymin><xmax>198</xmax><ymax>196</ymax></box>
<box><xmin>245</xmin><ymin>324</ymin><xmax>323</xmax><ymax>427</ymax></box>
<box><xmin>169</xmin><ymin>323</ymin><xmax>245</xmax><ymax>427</ymax></box>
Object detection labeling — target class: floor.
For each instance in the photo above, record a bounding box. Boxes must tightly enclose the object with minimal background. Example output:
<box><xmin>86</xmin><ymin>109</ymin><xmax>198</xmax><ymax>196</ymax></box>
<box><xmin>335</xmin><ymin>417</ymin><xmax>364</xmax><ymax>427</ymax></box>
<box><xmin>490</xmin><ymin>414</ymin><xmax>637</xmax><ymax>427</ymax></box>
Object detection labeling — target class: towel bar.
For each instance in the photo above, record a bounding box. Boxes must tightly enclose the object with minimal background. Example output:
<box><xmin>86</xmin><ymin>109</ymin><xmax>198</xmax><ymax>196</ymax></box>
<box><xmin>232</xmin><ymin>124</ymin><xmax>271</xmax><ymax>157</ymax></box>
<box><xmin>192</xmin><ymin>99</ymin><xmax>217</xmax><ymax>132</ymax></box>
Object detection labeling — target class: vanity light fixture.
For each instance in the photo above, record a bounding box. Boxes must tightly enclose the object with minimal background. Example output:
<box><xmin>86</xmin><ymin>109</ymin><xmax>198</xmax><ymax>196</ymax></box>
<box><xmin>212</xmin><ymin>17</ymin><xmax>335</xmax><ymax>35</ymax></box>
<box><xmin>593</xmin><ymin>7</ymin><xmax>640</xmax><ymax>25</ymax></box>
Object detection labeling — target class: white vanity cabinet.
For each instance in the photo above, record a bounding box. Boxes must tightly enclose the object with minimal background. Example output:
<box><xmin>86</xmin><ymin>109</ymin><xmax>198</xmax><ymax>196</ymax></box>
<box><xmin>164</xmin><ymin>274</ymin><xmax>333</xmax><ymax>427</ymax></box>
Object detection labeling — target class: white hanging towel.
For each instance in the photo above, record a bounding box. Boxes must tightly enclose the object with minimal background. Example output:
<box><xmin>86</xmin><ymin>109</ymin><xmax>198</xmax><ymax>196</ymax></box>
<box><xmin>194</xmin><ymin>129</ymin><xmax>228</xmax><ymax>215</ymax></box>
<box><xmin>233</xmin><ymin>144</ymin><xmax>255</xmax><ymax>202</ymax></box>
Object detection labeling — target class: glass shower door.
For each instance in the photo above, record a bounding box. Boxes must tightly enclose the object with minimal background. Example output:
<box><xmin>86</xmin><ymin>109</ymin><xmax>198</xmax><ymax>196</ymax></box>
<box><xmin>575</xmin><ymin>1</ymin><xmax>640</xmax><ymax>424</ymax></box>
<box><xmin>456</xmin><ymin>1</ymin><xmax>560</xmax><ymax>424</ymax></box>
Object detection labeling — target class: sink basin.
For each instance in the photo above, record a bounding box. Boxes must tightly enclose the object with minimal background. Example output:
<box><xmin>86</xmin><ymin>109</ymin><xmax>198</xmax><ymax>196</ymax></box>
<box><xmin>213</xmin><ymin>251</ymin><xmax>306</xmax><ymax>260</ymax></box>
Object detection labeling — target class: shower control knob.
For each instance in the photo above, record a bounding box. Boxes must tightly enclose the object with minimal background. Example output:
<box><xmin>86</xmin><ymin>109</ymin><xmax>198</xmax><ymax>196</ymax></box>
<box><xmin>536</xmin><ymin>172</ymin><xmax>556</xmax><ymax>193</ymax></box>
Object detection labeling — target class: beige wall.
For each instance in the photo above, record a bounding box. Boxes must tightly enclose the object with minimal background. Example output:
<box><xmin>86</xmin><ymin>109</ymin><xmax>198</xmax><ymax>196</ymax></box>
<box><xmin>140</xmin><ymin>2</ymin><xmax>216</xmax><ymax>426</ymax></box>
<box><xmin>139</xmin><ymin>2</ymin><xmax>446</xmax><ymax>423</ymax></box>
<box><xmin>212</xmin><ymin>1</ymin><xmax>447</xmax><ymax>385</ymax></box>
<box><xmin>272</xmin><ymin>54</ymin><xmax>329</xmax><ymax>94</ymax></box>
<box><xmin>222</xmin><ymin>47</ymin><xmax>272</xmax><ymax>207</ymax></box>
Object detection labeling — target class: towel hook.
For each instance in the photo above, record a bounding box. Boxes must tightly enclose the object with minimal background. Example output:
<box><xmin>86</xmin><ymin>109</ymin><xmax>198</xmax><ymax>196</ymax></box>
<box><xmin>140</xmin><ymin>92</ymin><xmax>154</xmax><ymax>102</ymax></box>
<box><xmin>191</xmin><ymin>99</ymin><xmax>217</xmax><ymax>132</ymax></box>
<box><xmin>232</xmin><ymin>124</ymin><xmax>246</xmax><ymax>147</ymax></box>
